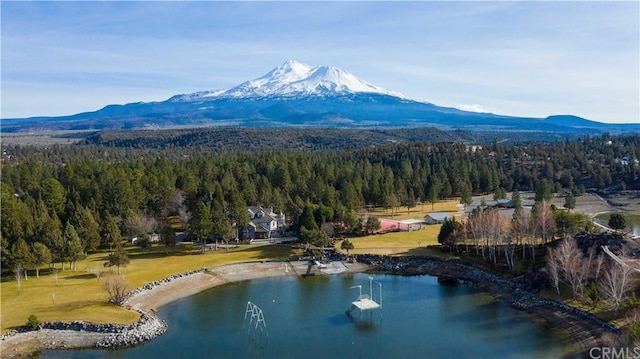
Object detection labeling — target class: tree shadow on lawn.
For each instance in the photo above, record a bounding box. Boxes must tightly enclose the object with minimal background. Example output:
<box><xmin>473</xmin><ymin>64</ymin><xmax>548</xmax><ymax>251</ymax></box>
<box><xmin>224</xmin><ymin>244</ymin><xmax>296</xmax><ymax>260</ymax></box>
<box><xmin>63</xmin><ymin>273</ymin><xmax>95</xmax><ymax>280</ymax></box>
<box><xmin>119</xmin><ymin>243</ymin><xmax>294</xmax><ymax>262</ymax></box>
<box><xmin>121</xmin><ymin>245</ymin><xmax>199</xmax><ymax>260</ymax></box>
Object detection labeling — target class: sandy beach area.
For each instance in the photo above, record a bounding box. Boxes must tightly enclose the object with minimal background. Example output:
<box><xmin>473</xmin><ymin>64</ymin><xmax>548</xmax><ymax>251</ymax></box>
<box><xmin>0</xmin><ymin>260</ymin><xmax>370</xmax><ymax>358</ymax></box>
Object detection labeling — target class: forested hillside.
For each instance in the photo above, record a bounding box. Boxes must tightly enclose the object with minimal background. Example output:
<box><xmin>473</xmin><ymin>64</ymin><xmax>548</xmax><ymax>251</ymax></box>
<box><xmin>1</xmin><ymin>132</ymin><xmax>639</xmax><ymax>271</ymax></box>
<box><xmin>77</xmin><ymin>127</ymin><xmax>589</xmax><ymax>150</ymax></box>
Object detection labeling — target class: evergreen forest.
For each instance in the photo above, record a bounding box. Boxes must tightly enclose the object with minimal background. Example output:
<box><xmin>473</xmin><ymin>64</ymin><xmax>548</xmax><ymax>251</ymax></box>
<box><xmin>2</xmin><ymin>130</ymin><xmax>639</xmax><ymax>272</ymax></box>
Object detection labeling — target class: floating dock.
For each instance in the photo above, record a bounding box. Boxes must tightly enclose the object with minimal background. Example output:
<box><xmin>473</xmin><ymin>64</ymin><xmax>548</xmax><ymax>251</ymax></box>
<box><xmin>346</xmin><ymin>275</ymin><xmax>382</xmax><ymax>317</ymax></box>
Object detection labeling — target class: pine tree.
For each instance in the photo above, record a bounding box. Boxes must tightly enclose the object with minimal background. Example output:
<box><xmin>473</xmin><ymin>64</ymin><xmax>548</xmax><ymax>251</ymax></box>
<box><xmin>563</xmin><ymin>193</ymin><xmax>576</xmax><ymax>212</ymax></box>
<box><xmin>102</xmin><ymin>215</ymin><xmax>122</xmax><ymax>250</ymax></box>
<box><xmin>160</xmin><ymin>224</ymin><xmax>176</xmax><ymax>253</ymax></box>
<box><xmin>32</xmin><ymin>242</ymin><xmax>52</xmax><ymax>277</ymax></box>
<box><xmin>608</xmin><ymin>213</ymin><xmax>626</xmax><ymax>231</ymax></box>
<box><xmin>106</xmin><ymin>241</ymin><xmax>130</xmax><ymax>274</ymax></box>
<box><xmin>72</xmin><ymin>205</ymin><xmax>101</xmax><ymax>254</ymax></box>
<box><xmin>189</xmin><ymin>201</ymin><xmax>213</xmax><ymax>253</ymax></box>
<box><xmin>11</xmin><ymin>238</ymin><xmax>34</xmax><ymax>283</ymax></box>
<box><xmin>63</xmin><ymin>222</ymin><xmax>84</xmax><ymax>271</ymax></box>
<box><xmin>460</xmin><ymin>183</ymin><xmax>473</xmax><ymax>210</ymax></box>
<box><xmin>340</xmin><ymin>239</ymin><xmax>354</xmax><ymax>256</ymax></box>
<box><xmin>298</xmin><ymin>204</ymin><xmax>319</xmax><ymax>232</ymax></box>
<box><xmin>365</xmin><ymin>216</ymin><xmax>381</xmax><ymax>235</ymax></box>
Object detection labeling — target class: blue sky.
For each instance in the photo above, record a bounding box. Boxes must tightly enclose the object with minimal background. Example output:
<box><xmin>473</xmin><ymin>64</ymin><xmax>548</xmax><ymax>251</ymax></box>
<box><xmin>2</xmin><ymin>1</ymin><xmax>638</xmax><ymax>123</ymax></box>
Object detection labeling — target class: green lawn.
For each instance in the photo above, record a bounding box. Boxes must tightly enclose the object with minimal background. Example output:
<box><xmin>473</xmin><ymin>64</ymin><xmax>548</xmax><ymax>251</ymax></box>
<box><xmin>334</xmin><ymin>200</ymin><xmax>461</xmax><ymax>256</ymax></box>
<box><xmin>1</xmin><ymin>205</ymin><xmax>458</xmax><ymax>332</ymax></box>
<box><xmin>0</xmin><ymin>243</ymin><xmax>297</xmax><ymax>332</ymax></box>
<box><xmin>367</xmin><ymin>199</ymin><xmax>461</xmax><ymax>221</ymax></box>
<box><xmin>336</xmin><ymin>224</ymin><xmax>445</xmax><ymax>256</ymax></box>
<box><xmin>595</xmin><ymin>212</ymin><xmax>640</xmax><ymax>224</ymax></box>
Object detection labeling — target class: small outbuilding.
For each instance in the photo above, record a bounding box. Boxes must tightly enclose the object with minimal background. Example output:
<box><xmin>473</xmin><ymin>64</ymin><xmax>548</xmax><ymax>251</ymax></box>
<box><xmin>495</xmin><ymin>199</ymin><xmax>515</xmax><ymax>208</ymax></box>
<box><xmin>423</xmin><ymin>213</ymin><xmax>451</xmax><ymax>225</ymax></box>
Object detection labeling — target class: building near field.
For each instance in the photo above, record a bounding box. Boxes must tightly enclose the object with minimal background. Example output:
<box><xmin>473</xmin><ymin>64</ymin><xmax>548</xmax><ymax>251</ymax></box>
<box><xmin>423</xmin><ymin>213</ymin><xmax>451</xmax><ymax>225</ymax></box>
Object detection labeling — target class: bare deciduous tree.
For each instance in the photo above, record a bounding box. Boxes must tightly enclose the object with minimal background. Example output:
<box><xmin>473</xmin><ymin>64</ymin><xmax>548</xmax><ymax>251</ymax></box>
<box><xmin>104</xmin><ymin>275</ymin><xmax>130</xmax><ymax>306</ymax></box>
<box><xmin>598</xmin><ymin>255</ymin><xmax>638</xmax><ymax>315</ymax></box>
<box><xmin>178</xmin><ymin>206</ymin><xmax>191</xmax><ymax>229</ymax></box>
<box><xmin>593</xmin><ymin>252</ymin><xmax>605</xmax><ymax>282</ymax></box>
<box><xmin>89</xmin><ymin>267</ymin><xmax>103</xmax><ymax>282</ymax></box>
<box><xmin>463</xmin><ymin>209</ymin><xmax>514</xmax><ymax>268</ymax></box>
<box><xmin>320</xmin><ymin>222</ymin><xmax>335</xmax><ymax>238</ymax></box>
<box><xmin>503</xmin><ymin>234</ymin><xmax>517</xmax><ymax>271</ymax></box>
<box><xmin>14</xmin><ymin>264</ymin><xmax>23</xmax><ymax>294</ymax></box>
<box><xmin>545</xmin><ymin>248</ymin><xmax>562</xmax><ymax>296</ymax></box>
<box><xmin>533</xmin><ymin>200</ymin><xmax>556</xmax><ymax>246</ymax></box>
<box><xmin>554</xmin><ymin>239</ymin><xmax>588</xmax><ymax>298</ymax></box>
<box><xmin>512</xmin><ymin>208</ymin><xmax>536</xmax><ymax>260</ymax></box>
<box><xmin>125</xmin><ymin>212</ymin><xmax>159</xmax><ymax>238</ymax></box>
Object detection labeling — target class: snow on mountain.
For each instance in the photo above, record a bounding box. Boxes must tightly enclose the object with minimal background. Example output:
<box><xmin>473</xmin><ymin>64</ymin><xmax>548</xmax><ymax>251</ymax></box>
<box><xmin>168</xmin><ymin>90</ymin><xmax>225</xmax><ymax>102</ymax></box>
<box><xmin>178</xmin><ymin>60</ymin><xmax>405</xmax><ymax>101</ymax></box>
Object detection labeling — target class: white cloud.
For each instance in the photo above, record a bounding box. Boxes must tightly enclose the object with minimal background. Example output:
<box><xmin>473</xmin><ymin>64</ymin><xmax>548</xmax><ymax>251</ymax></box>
<box><xmin>1</xmin><ymin>1</ymin><xmax>638</xmax><ymax>123</ymax></box>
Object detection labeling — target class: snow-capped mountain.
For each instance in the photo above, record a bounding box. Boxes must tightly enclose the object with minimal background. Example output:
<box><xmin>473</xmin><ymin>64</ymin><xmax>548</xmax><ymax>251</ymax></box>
<box><xmin>4</xmin><ymin>60</ymin><xmax>636</xmax><ymax>135</ymax></box>
<box><xmin>173</xmin><ymin>60</ymin><xmax>404</xmax><ymax>101</ymax></box>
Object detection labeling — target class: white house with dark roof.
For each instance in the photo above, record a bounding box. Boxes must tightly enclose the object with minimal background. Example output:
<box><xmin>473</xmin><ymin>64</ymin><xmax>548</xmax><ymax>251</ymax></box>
<box><xmin>242</xmin><ymin>206</ymin><xmax>286</xmax><ymax>239</ymax></box>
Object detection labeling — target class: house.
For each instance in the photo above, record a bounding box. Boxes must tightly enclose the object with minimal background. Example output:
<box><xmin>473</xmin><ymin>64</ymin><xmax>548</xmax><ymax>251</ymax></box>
<box><xmin>131</xmin><ymin>233</ymin><xmax>160</xmax><ymax>245</ymax></box>
<box><xmin>397</xmin><ymin>219</ymin><xmax>424</xmax><ymax>231</ymax></box>
<box><xmin>424</xmin><ymin>213</ymin><xmax>451</xmax><ymax>225</ymax></box>
<box><xmin>240</xmin><ymin>206</ymin><xmax>286</xmax><ymax>240</ymax></box>
<box><xmin>495</xmin><ymin>199</ymin><xmax>515</xmax><ymax>208</ymax></box>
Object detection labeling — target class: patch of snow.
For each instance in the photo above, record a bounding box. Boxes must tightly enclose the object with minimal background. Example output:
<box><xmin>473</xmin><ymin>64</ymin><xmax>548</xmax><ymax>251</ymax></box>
<box><xmin>456</xmin><ymin>103</ymin><xmax>498</xmax><ymax>114</ymax></box>
<box><xmin>174</xmin><ymin>60</ymin><xmax>405</xmax><ymax>101</ymax></box>
<box><xmin>168</xmin><ymin>90</ymin><xmax>225</xmax><ymax>102</ymax></box>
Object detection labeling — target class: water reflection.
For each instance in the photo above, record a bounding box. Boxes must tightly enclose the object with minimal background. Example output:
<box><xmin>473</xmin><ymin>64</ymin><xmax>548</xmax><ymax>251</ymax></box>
<box><xmin>42</xmin><ymin>273</ymin><xmax>569</xmax><ymax>359</ymax></box>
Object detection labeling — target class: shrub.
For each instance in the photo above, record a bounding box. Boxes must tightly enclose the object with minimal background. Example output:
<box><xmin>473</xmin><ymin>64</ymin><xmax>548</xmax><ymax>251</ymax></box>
<box><xmin>26</xmin><ymin>314</ymin><xmax>41</xmax><ymax>330</ymax></box>
<box><xmin>624</xmin><ymin>292</ymin><xmax>640</xmax><ymax>310</ymax></box>
<box><xmin>585</xmin><ymin>282</ymin><xmax>601</xmax><ymax>308</ymax></box>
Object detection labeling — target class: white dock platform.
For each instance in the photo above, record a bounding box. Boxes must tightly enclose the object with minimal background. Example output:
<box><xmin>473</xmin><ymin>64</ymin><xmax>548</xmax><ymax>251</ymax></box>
<box><xmin>345</xmin><ymin>275</ymin><xmax>382</xmax><ymax>317</ymax></box>
<box><xmin>351</xmin><ymin>296</ymin><xmax>381</xmax><ymax>311</ymax></box>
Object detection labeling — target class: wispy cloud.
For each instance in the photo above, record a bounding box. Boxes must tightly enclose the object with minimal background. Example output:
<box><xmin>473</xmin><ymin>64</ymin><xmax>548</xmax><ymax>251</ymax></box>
<box><xmin>1</xmin><ymin>1</ymin><xmax>638</xmax><ymax>123</ymax></box>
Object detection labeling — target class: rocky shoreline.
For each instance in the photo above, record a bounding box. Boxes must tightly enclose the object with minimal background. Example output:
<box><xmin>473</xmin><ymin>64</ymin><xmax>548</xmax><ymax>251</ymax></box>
<box><xmin>358</xmin><ymin>254</ymin><xmax>622</xmax><ymax>357</ymax></box>
<box><xmin>1</xmin><ymin>256</ymin><xmax>622</xmax><ymax>358</ymax></box>
<box><xmin>0</xmin><ymin>261</ymin><xmax>367</xmax><ymax>357</ymax></box>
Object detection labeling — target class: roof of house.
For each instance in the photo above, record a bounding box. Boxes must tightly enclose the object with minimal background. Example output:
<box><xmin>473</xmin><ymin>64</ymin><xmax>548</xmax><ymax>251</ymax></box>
<box><xmin>424</xmin><ymin>213</ymin><xmax>451</xmax><ymax>221</ymax></box>
<box><xmin>255</xmin><ymin>223</ymin><xmax>273</xmax><ymax>233</ymax></box>
<box><xmin>398</xmin><ymin>219</ymin><xmax>424</xmax><ymax>225</ymax></box>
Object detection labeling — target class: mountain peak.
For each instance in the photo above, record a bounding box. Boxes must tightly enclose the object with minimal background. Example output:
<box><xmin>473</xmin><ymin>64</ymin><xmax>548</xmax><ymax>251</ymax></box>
<box><xmin>191</xmin><ymin>60</ymin><xmax>404</xmax><ymax>99</ymax></box>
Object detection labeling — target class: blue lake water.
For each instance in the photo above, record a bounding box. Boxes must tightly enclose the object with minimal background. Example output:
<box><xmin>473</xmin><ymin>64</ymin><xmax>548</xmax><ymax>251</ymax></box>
<box><xmin>42</xmin><ymin>273</ymin><xmax>570</xmax><ymax>358</ymax></box>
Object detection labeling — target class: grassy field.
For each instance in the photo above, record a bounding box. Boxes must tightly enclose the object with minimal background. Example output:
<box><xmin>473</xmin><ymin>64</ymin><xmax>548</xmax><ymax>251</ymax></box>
<box><xmin>595</xmin><ymin>212</ymin><xmax>640</xmax><ymax>225</ymax></box>
<box><xmin>336</xmin><ymin>226</ymin><xmax>443</xmax><ymax>256</ymax></box>
<box><xmin>367</xmin><ymin>199</ymin><xmax>462</xmax><ymax>221</ymax></box>
<box><xmin>0</xmin><ymin>131</ymin><xmax>90</xmax><ymax>146</ymax></box>
<box><xmin>1</xmin><ymin>201</ymin><xmax>461</xmax><ymax>332</ymax></box>
<box><xmin>336</xmin><ymin>199</ymin><xmax>458</xmax><ymax>255</ymax></box>
<box><xmin>0</xmin><ymin>244</ymin><xmax>296</xmax><ymax>332</ymax></box>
